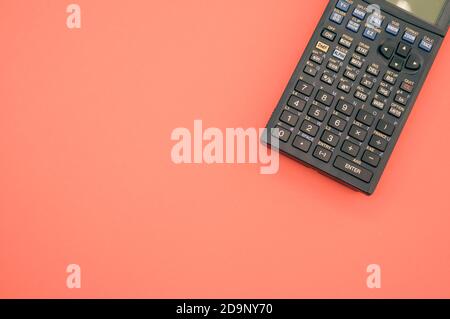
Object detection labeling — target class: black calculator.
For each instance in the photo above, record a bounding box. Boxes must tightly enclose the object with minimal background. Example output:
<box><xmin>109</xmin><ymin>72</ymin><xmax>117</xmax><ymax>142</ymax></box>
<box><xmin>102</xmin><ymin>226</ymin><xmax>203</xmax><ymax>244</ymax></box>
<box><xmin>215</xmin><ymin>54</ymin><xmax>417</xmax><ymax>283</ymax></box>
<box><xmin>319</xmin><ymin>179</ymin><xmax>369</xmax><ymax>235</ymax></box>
<box><xmin>262</xmin><ymin>0</ymin><xmax>450</xmax><ymax>194</ymax></box>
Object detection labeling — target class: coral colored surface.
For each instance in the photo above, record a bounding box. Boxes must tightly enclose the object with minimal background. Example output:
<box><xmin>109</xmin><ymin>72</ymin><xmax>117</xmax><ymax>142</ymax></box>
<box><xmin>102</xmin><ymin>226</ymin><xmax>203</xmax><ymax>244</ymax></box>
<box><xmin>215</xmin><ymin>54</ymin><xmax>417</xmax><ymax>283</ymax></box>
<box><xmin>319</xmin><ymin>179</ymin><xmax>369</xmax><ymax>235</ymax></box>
<box><xmin>0</xmin><ymin>0</ymin><xmax>449</xmax><ymax>298</ymax></box>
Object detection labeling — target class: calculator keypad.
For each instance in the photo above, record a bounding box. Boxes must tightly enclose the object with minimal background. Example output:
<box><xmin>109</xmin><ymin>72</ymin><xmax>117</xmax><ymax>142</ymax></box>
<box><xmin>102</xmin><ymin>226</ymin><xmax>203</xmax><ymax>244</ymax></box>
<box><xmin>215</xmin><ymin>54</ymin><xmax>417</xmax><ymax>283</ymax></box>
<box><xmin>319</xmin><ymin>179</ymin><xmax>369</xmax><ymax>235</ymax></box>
<box><xmin>265</xmin><ymin>0</ymin><xmax>441</xmax><ymax>194</ymax></box>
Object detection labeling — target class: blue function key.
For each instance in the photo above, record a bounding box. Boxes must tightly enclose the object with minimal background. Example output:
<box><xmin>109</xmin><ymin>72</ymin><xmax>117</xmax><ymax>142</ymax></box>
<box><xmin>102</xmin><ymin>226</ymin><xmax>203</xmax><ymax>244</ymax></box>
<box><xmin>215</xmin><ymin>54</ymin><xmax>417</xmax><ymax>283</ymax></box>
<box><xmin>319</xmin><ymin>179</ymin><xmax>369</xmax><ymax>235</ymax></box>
<box><xmin>363</xmin><ymin>27</ymin><xmax>377</xmax><ymax>41</ymax></box>
<box><xmin>330</xmin><ymin>11</ymin><xmax>344</xmax><ymax>24</ymax></box>
<box><xmin>419</xmin><ymin>36</ymin><xmax>434</xmax><ymax>52</ymax></box>
<box><xmin>336</xmin><ymin>0</ymin><xmax>351</xmax><ymax>12</ymax></box>
<box><xmin>386</xmin><ymin>22</ymin><xmax>400</xmax><ymax>36</ymax></box>
<box><xmin>346</xmin><ymin>20</ymin><xmax>361</xmax><ymax>33</ymax></box>
<box><xmin>352</xmin><ymin>7</ymin><xmax>366</xmax><ymax>20</ymax></box>
<box><xmin>403</xmin><ymin>29</ymin><xmax>418</xmax><ymax>44</ymax></box>
<box><xmin>333</xmin><ymin>47</ymin><xmax>348</xmax><ymax>61</ymax></box>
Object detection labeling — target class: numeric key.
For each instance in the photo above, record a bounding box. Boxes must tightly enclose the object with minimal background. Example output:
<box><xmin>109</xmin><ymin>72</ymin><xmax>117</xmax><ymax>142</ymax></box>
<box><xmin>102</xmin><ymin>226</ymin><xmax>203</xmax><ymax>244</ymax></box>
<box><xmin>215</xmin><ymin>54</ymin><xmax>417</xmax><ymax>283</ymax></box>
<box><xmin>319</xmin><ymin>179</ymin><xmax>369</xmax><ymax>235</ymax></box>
<box><xmin>315</xmin><ymin>89</ymin><xmax>334</xmax><ymax>106</ymax></box>
<box><xmin>321</xmin><ymin>130</ymin><xmax>340</xmax><ymax>147</ymax></box>
<box><xmin>328</xmin><ymin>115</ymin><xmax>347</xmax><ymax>132</ymax></box>
<box><xmin>287</xmin><ymin>95</ymin><xmax>306</xmax><ymax>111</ymax></box>
<box><xmin>295</xmin><ymin>80</ymin><xmax>314</xmax><ymax>96</ymax></box>
<box><xmin>280</xmin><ymin>110</ymin><xmax>299</xmax><ymax>127</ymax></box>
<box><xmin>300</xmin><ymin>120</ymin><xmax>319</xmax><ymax>137</ymax></box>
<box><xmin>308</xmin><ymin>105</ymin><xmax>327</xmax><ymax>122</ymax></box>
<box><xmin>335</xmin><ymin>99</ymin><xmax>354</xmax><ymax>116</ymax></box>
<box><xmin>272</xmin><ymin>126</ymin><xmax>291</xmax><ymax>142</ymax></box>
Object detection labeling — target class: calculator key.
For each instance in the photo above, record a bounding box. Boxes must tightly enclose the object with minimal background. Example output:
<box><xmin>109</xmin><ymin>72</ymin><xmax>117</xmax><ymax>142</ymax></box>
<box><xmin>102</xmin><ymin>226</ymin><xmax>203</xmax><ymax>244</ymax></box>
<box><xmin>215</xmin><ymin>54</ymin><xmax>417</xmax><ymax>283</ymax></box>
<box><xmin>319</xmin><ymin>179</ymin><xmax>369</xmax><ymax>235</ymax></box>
<box><xmin>350</xmin><ymin>57</ymin><xmax>363</xmax><ymax>69</ymax></box>
<box><xmin>363</xmin><ymin>28</ymin><xmax>377</xmax><ymax>41</ymax></box>
<box><xmin>315</xmin><ymin>89</ymin><xmax>334</xmax><ymax>107</ymax></box>
<box><xmin>354</xmin><ymin>90</ymin><xmax>368</xmax><ymax>102</ymax></box>
<box><xmin>293</xmin><ymin>136</ymin><xmax>312</xmax><ymax>153</ymax></box>
<box><xmin>396</xmin><ymin>43</ymin><xmax>411</xmax><ymax>58</ymax></box>
<box><xmin>360</xmin><ymin>77</ymin><xmax>374</xmax><ymax>89</ymax></box>
<box><xmin>336</xmin><ymin>0</ymin><xmax>351</xmax><ymax>12</ymax></box>
<box><xmin>419</xmin><ymin>37</ymin><xmax>434</xmax><ymax>52</ymax></box>
<box><xmin>313</xmin><ymin>146</ymin><xmax>333</xmax><ymax>163</ymax></box>
<box><xmin>356</xmin><ymin>109</ymin><xmax>374</xmax><ymax>126</ymax></box>
<box><xmin>328</xmin><ymin>115</ymin><xmax>347</xmax><ymax>132</ymax></box>
<box><xmin>341</xmin><ymin>140</ymin><xmax>360</xmax><ymax>157</ymax></box>
<box><xmin>333</xmin><ymin>48</ymin><xmax>347</xmax><ymax>61</ymax></box>
<box><xmin>376</xmin><ymin>119</ymin><xmax>395</xmax><ymax>136</ymax></box>
<box><xmin>383</xmin><ymin>73</ymin><xmax>397</xmax><ymax>85</ymax></box>
<box><xmin>394</xmin><ymin>93</ymin><xmax>408</xmax><ymax>106</ymax></box>
<box><xmin>327</xmin><ymin>61</ymin><xmax>341</xmax><ymax>73</ymax></box>
<box><xmin>316</xmin><ymin>41</ymin><xmax>330</xmax><ymax>53</ymax></box>
<box><xmin>339</xmin><ymin>37</ymin><xmax>353</xmax><ymax>49</ymax></box>
<box><xmin>367</xmin><ymin>14</ymin><xmax>383</xmax><ymax>28</ymax></box>
<box><xmin>369</xmin><ymin>135</ymin><xmax>388</xmax><ymax>152</ymax></box>
<box><xmin>389</xmin><ymin>104</ymin><xmax>404</xmax><ymax>118</ymax></box>
<box><xmin>321</xmin><ymin>29</ymin><xmax>337</xmax><ymax>42</ymax></box>
<box><xmin>321</xmin><ymin>130</ymin><xmax>340</xmax><ymax>147</ymax></box>
<box><xmin>304</xmin><ymin>65</ymin><xmax>318</xmax><ymax>77</ymax></box>
<box><xmin>349</xmin><ymin>125</ymin><xmax>367</xmax><ymax>142</ymax></box>
<box><xmin>330</xmin><ymin>12</ymin><xmax>344</xmax><ymax>25</ymax></box>
<box><xmin>272</xmin><ymin>126</ymin><xmax>291</xmax><ymax>142</ymax></box>
<box><xmin>352</xmin><ymin>8</ymin><xmax>366</xmax><ymax>20</ymax></box>
<box><xmin>389</xmin><ymin>56</ymin><xmax>404</xmax><ymax>71</ymax></box>
<box><xmin>402</xmin><ymin>30</ymin><xmax>417</xmax><ymax>44</ymax></box>
<box><xmin>379</xmin><ymin>42</ymin><xmax>395</xmax><ymax>59</ymax></box>
<box><xmin>334</xmin><ymin>156</ymin><xmax>373</xmax><ymax>183</ymax></box>
<box><xmin>371</xmin><ymin>99</ymin><xmax>385</xmax><ymax>110</ymax></box>
<box><xmin>295</xmin><ymin>80</ymin><xmax>314</xmax><ymax>96</ymax></box>
<box><xmin>287</xmin><ymin>95</ymin><xmax>306</xmax><ymax>112</ymax></box>
<box><xmin>335</xmin><ymin>99</ymin><xmax>354</xmax><ymax>117</ymax></box>
<box><xmin>362</xmin><ymin>150</ymin><xmax>381</xmax><ymax>167</ymax></box>
<box><xmin>280</xmin><ymin>110</ymin><xmax>299</xmax><ymax>127</ymax></box>
<box><xmin>346</xmin><ymin>20</ymin><xmax>361</xmax><ymax>33</ymax></box>
<box><xmin>308</xmin><ymin>105</ymin><xmax>327</xmax><ymax>122</ymax></box>
<box><xmin>377</xmin><ymin>83</ymin><xmax>391</xmax><ymax>98</ymax></box>
<box><xmin>386</xmin><ymin>22</ymin><xmax>400</xmax><ymax>36</ymax></box>
<box><xmin>310</xmin><ymin>53</ymin><xmax>324</xmax><ymax>65</ymax></box>
<box><xmin>300</xmin><ymin>120</ymin><xmax>319</xmax><ymax>137</ymax></box>
<box><xmin>400</xmin><ymin>80</ymin><xmax>414</xmax><ymax>93</ymax></box>
<box><xmin>338</xmin><ymin>80</ymin><xmax>352</xmax><ymax>93</ymax></box>
<box><xmin>344</xmin><ymin>68</ymin><xmax>357</xmax><ymax>81</ymax></box>
<box><xmin>321</xmin><ymin>73</ymin><xmax>335</xmax><ymax>86</ymax></box>
<box><xmin>405</xmin><ymin>54</ymin><xmax>421</xmax><ymax>71</ymax></box>
<box><xmin>366</xmin><ymin>64</ymin><xmax>380</xmax><ymax>77</ymax></box>
<box><xmin>356</xmin><ymin>44</ymin><xmax>369</xmax><ymax>56</ymax></box>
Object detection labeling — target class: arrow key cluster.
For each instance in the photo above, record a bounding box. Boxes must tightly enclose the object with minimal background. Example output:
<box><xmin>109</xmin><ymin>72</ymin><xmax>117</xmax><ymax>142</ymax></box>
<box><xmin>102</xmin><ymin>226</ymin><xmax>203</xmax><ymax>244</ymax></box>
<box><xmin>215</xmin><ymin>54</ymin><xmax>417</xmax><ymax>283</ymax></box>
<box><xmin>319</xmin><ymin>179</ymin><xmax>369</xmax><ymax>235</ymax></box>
<box><xmin>379</xmin><ymin>40</ymin><xmax>422</xmax><ymax>72</ymax></box>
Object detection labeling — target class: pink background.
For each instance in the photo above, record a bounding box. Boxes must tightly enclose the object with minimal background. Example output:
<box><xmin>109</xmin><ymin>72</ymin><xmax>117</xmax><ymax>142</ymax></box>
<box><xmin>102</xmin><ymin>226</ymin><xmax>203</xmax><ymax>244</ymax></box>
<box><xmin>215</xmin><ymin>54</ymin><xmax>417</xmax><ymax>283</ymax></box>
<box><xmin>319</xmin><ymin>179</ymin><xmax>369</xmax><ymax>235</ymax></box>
<box><xmin>0</xmin><ymin>0</ymin><xmax>449</xmax><ymax>298</ymax></box>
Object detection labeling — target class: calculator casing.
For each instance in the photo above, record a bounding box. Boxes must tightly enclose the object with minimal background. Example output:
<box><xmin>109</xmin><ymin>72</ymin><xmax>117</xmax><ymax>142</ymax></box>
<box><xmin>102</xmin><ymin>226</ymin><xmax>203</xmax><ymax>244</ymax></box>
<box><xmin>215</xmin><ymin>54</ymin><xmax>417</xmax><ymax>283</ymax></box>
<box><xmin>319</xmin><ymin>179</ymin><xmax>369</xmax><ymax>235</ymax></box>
<box><xmin>262</xmin><ymin>0</ymin><xmax>450</xmax><ymax>195</ymax></box>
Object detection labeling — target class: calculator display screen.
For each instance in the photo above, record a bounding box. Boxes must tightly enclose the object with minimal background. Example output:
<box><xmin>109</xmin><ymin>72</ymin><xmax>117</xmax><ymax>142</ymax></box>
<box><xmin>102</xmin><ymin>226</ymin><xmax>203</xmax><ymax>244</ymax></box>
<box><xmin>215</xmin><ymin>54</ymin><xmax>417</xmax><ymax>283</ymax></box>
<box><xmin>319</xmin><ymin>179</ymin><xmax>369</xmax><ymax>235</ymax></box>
<box><xmin>386</xmin><ymin>0</ymin><xmax>447</xmax><ymax>24</ymax></box>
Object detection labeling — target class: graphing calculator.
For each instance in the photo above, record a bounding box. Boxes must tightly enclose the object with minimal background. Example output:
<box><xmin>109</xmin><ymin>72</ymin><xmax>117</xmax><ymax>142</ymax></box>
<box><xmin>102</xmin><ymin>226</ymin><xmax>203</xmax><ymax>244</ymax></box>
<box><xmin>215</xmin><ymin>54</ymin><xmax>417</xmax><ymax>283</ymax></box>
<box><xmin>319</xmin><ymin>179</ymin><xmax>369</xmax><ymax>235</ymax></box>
<box><xmin>262</xmin><ymin>0</ymin><xmax>450</xmax><ymax>194</ymax></box>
